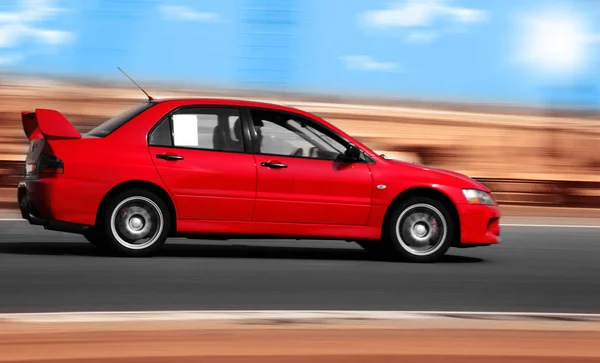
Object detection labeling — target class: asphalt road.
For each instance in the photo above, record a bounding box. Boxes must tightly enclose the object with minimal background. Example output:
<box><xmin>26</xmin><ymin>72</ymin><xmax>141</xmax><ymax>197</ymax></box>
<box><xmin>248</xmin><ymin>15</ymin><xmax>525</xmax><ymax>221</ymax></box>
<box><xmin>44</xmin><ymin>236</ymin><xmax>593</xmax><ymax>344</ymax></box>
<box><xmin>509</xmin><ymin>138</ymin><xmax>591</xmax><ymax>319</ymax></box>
<box><xmin>0</xmin><ymin>221</ymin><xmax>599</xmax><ymax>314</ymax></box>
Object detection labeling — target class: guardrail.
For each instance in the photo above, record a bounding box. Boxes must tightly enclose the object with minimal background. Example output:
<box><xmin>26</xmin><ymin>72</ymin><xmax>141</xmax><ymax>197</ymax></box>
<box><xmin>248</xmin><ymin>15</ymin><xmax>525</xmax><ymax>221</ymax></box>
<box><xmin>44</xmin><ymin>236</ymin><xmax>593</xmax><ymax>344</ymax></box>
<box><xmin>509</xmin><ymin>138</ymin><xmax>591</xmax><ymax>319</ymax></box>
<box><xmin>0</xmin><ymin>160</ymin><xmax>22</xmax><ymax>190</ymax></box>
<box><xmin>476</xmin><ymin>178</ymin><xmax>600</xmax><ymax>208</ymax></box>
<box><xmin>1</xmin><ymin>161</ymin><xmax>599</xmax><ymax>209</ymax></box>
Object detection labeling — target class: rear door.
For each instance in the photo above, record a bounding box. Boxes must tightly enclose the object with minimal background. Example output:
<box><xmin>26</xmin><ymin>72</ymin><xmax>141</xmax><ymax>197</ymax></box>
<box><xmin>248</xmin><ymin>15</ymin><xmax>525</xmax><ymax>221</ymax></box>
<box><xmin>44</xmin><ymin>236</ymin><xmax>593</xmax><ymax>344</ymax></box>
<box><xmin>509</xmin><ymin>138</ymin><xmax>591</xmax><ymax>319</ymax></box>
<box><xmin>148</xmin><ymin>106</ymin><xmax>257</xmax><ymax>221</ymax></box>
<box><xmin>247</xmin><ymin>108</ymin><xmax>373</xmax><ymax>226</ymax></box>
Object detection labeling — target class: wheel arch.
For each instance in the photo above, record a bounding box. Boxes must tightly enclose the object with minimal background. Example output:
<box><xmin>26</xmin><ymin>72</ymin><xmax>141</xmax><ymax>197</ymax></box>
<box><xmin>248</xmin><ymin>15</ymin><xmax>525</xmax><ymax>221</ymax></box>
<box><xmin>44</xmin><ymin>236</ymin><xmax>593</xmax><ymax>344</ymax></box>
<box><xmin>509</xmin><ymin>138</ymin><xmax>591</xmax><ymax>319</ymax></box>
<box><xmin>382</xmin><ymin>187</ymin><xmax>461</xmax><ymax>246</ymax></box>
<box><xmin>95</xmin><ymin>180</ymin><xmax>177</xmax><ymax>236</ymax></box>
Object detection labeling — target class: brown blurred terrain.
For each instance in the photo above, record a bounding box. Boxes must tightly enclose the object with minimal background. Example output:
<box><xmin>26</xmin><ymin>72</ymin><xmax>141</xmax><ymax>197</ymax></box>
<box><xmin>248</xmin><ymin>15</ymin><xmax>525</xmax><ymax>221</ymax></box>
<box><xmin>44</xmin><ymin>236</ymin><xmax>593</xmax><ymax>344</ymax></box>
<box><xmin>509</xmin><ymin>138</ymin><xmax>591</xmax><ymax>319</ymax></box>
<box><xmin>1</xmin><ymin>77</ymin><xmax>599</xmax><ymax>209</ymax></box>
<box><xmin>2</xmin><ymin>316</ymin><xmax>600</xmax><ymax>362</ymax></box>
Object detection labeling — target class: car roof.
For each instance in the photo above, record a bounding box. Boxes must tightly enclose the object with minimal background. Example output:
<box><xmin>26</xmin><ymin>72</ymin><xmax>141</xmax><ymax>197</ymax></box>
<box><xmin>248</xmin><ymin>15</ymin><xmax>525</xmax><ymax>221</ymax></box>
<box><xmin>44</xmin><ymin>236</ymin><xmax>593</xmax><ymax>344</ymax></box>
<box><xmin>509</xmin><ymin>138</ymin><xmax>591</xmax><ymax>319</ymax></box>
<box><xmin>150</xmin><ymin>98</ymin><xmax>308</xmax><ymax>114</ymax></box>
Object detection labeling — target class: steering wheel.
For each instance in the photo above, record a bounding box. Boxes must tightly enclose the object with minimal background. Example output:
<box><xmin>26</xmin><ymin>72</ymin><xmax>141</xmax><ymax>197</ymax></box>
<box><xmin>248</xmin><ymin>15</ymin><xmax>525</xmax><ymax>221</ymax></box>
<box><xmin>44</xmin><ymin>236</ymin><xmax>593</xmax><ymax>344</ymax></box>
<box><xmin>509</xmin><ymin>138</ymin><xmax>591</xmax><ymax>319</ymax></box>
<box><xmin>290</xmin><ymin>148</ymin><xmax>303</xmax><ymax>157</ymax></box>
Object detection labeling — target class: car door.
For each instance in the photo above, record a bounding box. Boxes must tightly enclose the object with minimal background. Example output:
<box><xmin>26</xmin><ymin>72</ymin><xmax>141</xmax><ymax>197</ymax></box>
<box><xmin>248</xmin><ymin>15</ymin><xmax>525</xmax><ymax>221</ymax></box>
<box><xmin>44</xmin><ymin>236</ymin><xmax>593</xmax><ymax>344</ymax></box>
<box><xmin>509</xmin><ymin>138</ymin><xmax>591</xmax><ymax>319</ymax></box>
<box><xmin>148</xmin><ymin>106</ymin><xmax>257</xmax><ymax>221</ymax></box>
<box><xmin>247</xmin><ymin>108</ymin><xmax>373</xmax><ymax>226</ymax></box>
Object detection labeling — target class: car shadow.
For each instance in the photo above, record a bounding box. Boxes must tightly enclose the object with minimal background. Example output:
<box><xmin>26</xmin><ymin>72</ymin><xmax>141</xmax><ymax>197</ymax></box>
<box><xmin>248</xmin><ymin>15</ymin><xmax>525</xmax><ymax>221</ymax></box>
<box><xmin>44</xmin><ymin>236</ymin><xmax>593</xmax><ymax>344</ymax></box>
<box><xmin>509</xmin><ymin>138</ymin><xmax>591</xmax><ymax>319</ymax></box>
<box><xmin>161</xmin><ymin>243</ymin><xmax>484</xmax><ymax>263</ymax></box>
<box><xmin>0</xmin><ymin>241</ymin><xmax>485</xmax><ymax>264</ymax></box>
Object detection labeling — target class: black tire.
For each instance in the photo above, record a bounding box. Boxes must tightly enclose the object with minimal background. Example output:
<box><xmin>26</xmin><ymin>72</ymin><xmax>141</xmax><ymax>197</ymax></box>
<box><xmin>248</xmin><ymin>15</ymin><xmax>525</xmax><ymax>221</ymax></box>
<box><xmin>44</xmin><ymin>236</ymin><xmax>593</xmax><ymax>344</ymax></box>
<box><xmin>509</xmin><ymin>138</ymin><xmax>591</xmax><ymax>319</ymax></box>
<box><xmin>384</xmin><ymin>197</ymin><xmax>455</xmax><ymax>263</ymax></box>
<box><xmin>98</xmin><ymin>189</ymin><xmax>171</xmax><ymax>257</ymax></box>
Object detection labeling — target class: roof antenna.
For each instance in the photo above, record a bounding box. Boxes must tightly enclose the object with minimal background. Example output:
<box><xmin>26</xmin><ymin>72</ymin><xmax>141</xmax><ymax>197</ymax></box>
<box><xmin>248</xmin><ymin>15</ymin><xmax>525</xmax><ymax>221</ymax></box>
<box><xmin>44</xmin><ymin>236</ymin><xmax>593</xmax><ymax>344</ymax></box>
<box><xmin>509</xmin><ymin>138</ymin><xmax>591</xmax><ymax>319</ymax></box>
<box><xmin>117</xmin><ymin>67</ymin><xmax>154</xmax><ymax>101</ymax></box>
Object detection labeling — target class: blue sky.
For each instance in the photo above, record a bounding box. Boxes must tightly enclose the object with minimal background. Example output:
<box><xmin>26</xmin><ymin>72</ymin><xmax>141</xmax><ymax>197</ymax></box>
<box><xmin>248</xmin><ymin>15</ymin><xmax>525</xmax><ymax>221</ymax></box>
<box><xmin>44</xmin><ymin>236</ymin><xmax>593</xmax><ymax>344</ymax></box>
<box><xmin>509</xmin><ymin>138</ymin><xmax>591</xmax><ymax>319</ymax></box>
<box><xmin>1</xmin><ymin>0</ymin><xmax>600</xmax><ymax>106</ymax></box>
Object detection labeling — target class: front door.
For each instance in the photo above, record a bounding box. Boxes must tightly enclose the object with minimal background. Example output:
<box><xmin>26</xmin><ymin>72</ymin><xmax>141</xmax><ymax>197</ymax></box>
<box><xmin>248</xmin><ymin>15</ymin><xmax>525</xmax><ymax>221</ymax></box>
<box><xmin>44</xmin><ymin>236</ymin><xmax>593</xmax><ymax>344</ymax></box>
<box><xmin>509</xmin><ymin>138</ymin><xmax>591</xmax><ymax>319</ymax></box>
<box><xmin>248</xmin><ymin>108</ymin><xmax>373</xmax><ymax>226</ymax></box>
<box><xmin>148</xmin><ymin>106</ymin><xmax>256</xmax><ymax>221</ymax></box>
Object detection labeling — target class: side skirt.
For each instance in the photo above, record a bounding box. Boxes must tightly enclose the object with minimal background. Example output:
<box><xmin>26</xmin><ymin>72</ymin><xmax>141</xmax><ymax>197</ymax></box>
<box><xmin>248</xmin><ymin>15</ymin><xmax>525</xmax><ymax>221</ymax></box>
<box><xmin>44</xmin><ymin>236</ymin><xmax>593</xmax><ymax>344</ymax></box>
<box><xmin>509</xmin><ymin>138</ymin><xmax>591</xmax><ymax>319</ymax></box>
<box><xmin>176</xmin><ymin>220</ymin><xmax>381</xmax><ymax>241</ymax></box>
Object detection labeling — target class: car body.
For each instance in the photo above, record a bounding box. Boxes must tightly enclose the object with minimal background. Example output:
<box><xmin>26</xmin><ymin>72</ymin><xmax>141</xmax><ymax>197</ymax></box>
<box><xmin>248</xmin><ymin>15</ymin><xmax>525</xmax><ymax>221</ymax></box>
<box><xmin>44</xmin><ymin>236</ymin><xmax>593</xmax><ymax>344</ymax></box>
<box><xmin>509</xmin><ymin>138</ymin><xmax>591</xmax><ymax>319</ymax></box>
<box><xmin>18</xmin><ymin>98</ymin><xmax>500</xmax><ymax>262</ymax></box>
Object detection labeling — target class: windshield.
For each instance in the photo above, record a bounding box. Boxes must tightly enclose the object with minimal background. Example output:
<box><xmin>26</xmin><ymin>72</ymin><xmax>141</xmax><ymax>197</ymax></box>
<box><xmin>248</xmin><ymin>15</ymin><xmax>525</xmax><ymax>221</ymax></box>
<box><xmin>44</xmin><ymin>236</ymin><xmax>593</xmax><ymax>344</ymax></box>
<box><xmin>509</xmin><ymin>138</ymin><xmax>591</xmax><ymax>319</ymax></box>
<box><xmin>86</xmin><ymin>102</ymin><xmax>154</xmax><ymax>137</ymax></box>
<box><xmin>302</xmin><ymin>124</ymin><xmax>346</xmax><ymax>154</ymax></box>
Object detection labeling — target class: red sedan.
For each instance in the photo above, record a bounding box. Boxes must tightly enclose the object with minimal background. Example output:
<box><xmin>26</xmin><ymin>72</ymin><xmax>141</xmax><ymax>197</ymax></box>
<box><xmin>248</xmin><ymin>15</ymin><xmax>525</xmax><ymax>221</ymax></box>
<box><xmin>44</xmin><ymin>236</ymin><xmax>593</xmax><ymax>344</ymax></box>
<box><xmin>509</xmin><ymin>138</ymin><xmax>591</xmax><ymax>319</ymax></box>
<box><xmin>18</xmin><ymin>98</ymin><xmax>500</xmax><ymax>262</ymax></box>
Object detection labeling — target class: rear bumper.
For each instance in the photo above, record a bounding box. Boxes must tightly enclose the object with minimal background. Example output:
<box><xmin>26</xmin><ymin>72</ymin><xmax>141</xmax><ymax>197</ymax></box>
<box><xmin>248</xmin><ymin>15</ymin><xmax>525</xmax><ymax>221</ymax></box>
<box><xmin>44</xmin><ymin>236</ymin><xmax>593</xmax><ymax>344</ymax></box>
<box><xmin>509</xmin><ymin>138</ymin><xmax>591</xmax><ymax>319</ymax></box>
<box><xmin>18</xmin><ymin>180</ymin><xmax>52</xmax><ymax>222</ymax></box>
<box><xmin>18</xmin><ymin>180</ymin><xmax>90</xmax><ymax>234</ymax></box>
<box><xmin>456</xmin><ymin>203</ymin><xmax>501</xmax><ymax>246</ymax></box>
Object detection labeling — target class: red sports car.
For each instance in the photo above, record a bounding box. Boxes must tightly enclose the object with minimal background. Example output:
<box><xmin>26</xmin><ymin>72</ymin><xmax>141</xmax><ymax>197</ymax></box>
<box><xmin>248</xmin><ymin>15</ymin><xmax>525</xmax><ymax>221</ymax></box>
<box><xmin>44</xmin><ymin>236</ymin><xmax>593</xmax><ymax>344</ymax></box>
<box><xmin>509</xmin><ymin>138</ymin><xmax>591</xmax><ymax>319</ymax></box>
<box><xmin>17</xmin><ymin>98</ymin><xmax>500</xmax><ymax>262</ymax></box>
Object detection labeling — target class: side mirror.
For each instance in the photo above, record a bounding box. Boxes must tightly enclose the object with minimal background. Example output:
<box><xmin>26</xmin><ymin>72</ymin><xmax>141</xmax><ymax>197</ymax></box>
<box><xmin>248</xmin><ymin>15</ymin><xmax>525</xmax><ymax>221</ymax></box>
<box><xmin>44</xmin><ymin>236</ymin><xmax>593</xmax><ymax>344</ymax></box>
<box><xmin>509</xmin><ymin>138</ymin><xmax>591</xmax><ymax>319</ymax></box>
<box><xmin>343</xmin><ymin>144</ymin><xmax>361</xmax><ymax>161</ymax></box>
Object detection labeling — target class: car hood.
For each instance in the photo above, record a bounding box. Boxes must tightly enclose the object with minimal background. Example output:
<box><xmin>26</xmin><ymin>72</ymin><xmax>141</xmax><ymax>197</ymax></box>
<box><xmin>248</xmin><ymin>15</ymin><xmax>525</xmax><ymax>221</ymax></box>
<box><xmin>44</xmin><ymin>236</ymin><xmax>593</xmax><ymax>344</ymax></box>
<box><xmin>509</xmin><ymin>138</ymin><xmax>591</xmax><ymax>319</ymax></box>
<box><xmin>387</xmin><ymin>159</ymin><xmax>490</xmax><ymax>191</ymax></box>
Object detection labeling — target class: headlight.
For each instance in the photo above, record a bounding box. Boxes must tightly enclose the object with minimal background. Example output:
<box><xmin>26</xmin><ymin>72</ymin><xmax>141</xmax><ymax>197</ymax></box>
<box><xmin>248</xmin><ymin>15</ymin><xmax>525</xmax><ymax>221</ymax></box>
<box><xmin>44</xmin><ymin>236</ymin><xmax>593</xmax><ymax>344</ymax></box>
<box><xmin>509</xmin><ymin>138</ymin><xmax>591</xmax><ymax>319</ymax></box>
<box><xmin>462</xmin><ymin>189</ymin><xmax>495</xmax><ymax>205</ymax></box>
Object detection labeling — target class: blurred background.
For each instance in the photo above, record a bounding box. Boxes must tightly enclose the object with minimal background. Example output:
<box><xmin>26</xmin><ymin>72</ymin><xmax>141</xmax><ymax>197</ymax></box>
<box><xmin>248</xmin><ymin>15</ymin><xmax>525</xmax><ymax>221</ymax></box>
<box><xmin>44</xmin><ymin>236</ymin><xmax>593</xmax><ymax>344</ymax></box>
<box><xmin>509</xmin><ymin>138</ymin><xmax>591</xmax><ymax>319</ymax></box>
<box><xmin>1</xmin><ymin>0</ymin><xmax>599</xmax><ymax>210</ymax></box>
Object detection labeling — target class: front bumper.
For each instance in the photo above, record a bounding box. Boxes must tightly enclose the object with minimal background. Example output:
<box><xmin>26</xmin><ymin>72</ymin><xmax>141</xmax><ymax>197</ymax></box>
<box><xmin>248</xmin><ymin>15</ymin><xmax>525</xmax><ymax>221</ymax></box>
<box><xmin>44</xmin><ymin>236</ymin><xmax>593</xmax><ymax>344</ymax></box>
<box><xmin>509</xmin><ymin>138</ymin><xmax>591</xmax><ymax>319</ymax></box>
<box><xmin>456</xmin><ymin>203</ymin><xmax>501</xmax><ymax>246</ymax></box>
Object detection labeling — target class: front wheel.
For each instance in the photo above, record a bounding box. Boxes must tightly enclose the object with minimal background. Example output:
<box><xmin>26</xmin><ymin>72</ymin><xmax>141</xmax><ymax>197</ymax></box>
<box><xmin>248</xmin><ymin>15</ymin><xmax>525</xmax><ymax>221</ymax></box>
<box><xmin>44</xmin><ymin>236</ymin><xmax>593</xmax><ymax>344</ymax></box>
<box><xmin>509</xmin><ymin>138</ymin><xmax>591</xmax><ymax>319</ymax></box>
<box><xmin>385</xmin><ymin>197</ymin><xmax>455</xmax><ymax>263</ymax></box>
<box><xmin>99</xmin><ymin>189</ymin><xmax>171</xmax><ymax>257</ymax></box>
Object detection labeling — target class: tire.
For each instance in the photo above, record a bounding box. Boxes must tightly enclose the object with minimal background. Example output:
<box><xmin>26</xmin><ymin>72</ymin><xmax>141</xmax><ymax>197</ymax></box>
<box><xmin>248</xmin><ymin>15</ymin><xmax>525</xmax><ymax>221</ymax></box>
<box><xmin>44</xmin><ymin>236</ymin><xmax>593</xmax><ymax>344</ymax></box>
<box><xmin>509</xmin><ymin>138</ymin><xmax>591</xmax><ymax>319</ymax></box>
<box><xmin>98</xmin><ymin>189</ymin><xmax>171</xmax><ymax>257</ymax></box>
<box><xmin>385</xmin><ymin>197</ymin><xmax>455</xmax><ymax>263</ymax></box>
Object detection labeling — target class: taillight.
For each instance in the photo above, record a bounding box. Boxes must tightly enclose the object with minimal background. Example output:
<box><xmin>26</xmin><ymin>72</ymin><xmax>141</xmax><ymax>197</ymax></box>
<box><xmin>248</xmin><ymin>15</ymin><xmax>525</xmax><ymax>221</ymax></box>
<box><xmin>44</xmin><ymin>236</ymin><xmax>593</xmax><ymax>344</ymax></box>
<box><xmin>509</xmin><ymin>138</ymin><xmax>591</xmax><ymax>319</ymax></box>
<box><xmin>37</xmin><ymin>153</ymin><xmax>64</xmax><ymax>174</ymax></box>
<box><xmin>25</xmin><ymin>162</ymin><xmax>37</xmax><ymax>175</ymax></box>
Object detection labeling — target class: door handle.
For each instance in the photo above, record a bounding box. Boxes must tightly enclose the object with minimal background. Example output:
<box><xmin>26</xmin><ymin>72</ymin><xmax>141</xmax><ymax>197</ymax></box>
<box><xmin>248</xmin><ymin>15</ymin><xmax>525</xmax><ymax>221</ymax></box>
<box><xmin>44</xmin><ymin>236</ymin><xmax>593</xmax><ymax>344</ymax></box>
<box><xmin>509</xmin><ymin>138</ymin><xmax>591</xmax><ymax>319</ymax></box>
<box><xmin>261</xmin><ymin>161</ymin><xmax>287</xmax><ymax>169</ymax></box>
<box><xmin>156</xmin><ymin>153</ymin><xmax>184</xmax><ymax>161</ymax></box>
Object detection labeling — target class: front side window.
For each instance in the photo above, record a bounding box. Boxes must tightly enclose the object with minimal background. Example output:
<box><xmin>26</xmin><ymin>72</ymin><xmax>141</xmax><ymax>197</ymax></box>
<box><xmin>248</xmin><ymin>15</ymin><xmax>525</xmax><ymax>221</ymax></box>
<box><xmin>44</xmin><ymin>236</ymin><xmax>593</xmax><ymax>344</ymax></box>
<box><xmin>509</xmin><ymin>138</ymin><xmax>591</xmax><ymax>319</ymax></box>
<box><xmin>149</xmin><ymin>107</ymin><xmax>244</xmax><ymax>152</ymax></box>
<box><xmin>250</xmin><ymin>109</ymin><xmax>348</xmax><ymax>160</ymax></box>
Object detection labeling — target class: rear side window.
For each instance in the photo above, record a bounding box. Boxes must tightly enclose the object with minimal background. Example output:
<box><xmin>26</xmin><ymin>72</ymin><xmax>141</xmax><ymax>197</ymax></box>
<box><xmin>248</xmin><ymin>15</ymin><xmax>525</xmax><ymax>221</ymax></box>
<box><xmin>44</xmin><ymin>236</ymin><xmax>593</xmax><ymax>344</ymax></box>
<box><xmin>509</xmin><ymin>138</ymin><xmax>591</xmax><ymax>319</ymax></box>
<box><xmin>87</xmin><ymin>102</ymin><xmax>154</xmax><ymax>137</ymax></box>
<box><xmin>149</xmin><ymin>107</ymin><xmax>244</xmax><ymax>152</ymax></box>
<box><xmin>149</xmin><ymin>117</ymin><xmax>172</xmax><ymax>146</ymax></box>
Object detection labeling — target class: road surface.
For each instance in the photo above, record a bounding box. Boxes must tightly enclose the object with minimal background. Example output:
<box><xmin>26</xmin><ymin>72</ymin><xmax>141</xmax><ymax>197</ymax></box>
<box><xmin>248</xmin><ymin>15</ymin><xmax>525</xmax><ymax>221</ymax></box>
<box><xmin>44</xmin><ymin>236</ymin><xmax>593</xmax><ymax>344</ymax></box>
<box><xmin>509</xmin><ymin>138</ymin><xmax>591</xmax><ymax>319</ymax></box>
<box><xmin>0</xmin><ymin>221</ymin><xmax>599</xmax><ymax>313</ymax></box>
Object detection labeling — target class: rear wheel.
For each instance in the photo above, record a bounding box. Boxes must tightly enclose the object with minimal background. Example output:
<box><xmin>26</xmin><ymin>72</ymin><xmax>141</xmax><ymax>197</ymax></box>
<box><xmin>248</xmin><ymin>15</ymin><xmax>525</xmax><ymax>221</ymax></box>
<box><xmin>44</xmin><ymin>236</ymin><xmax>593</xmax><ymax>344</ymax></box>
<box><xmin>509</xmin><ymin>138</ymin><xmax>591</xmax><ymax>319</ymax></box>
<box><xmin>385</xmin><ymin>197</ymin><xmax>454</xmax><ymax>263</ymax></box>
<box><xmin>99</xmin><ymin>189</ymin><xmax>171</xmax><ymax>257</ymax></box>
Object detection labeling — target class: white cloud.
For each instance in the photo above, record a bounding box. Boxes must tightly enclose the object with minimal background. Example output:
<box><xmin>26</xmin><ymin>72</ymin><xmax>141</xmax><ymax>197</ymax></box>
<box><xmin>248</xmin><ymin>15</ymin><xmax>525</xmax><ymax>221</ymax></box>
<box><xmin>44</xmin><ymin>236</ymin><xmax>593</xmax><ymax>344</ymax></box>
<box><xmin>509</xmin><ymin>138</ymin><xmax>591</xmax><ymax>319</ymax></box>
<box><xmin>33</xmin><ymin>29</ymin><xmax>73</xmax><ymax>45</ymax></box>
<box><xmin>159</xmin><ymin>5</ymin><xmax>218</xmax><ymax>22</ymax></box>
<box><xmin>405</xmin><ymin>31</ymin><xmax>439</xmax><ymax>44</ymax></box>
<box><xmin>444</xmin><ymin>6</ymin><xmax>486</xmax><ymax>24</ymax></box>
<box><xmin>362</xmin><ymin>0</ymin><xmax>486</xmax><ymax>42</ymax></box>
<box><xmin>340</xmin><ymin>55</ymin><xmax>401</xmax><ymax>72</ymax></box>
<box><xmin>513</xmin><ymin>5</ymin><xmax>600</xmax><ymax>80</ymax></box>
<box><xmin>0</xmin><ymin>0</ymin><xmax>73</xmax><ymax>65</ymax></box>
<box><xmin>0</xmin><ymin>26</ymin><xmax>20</xmax><ymax>48</ymax></box>
<box><xmin>18</xmin><ymin>0</ymin><xmax>66</xmax><ymax>21</ymax></box>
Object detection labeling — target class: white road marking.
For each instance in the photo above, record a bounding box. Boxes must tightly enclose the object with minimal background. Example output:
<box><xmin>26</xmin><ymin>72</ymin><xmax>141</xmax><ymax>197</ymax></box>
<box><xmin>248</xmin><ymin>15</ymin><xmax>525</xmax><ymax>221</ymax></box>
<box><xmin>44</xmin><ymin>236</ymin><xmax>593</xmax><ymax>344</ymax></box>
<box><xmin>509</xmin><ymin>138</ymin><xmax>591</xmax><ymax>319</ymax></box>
<box><xmin>1</xmin><ymin>310</ymin><xmax>600</xmax><ymax>323</ymax></box>
<box><xmin>501</xmin><ymin>223</ymin><xmax>600</xmax><ymax>229</ymax></box>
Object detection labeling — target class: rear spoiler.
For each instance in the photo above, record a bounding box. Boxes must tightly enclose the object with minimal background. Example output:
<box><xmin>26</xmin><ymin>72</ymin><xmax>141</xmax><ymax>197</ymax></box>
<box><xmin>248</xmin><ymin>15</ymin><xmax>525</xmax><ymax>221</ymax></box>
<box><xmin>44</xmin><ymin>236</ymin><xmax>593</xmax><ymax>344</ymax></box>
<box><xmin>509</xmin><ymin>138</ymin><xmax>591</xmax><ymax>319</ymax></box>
<box><xmin>21</xmin><ymin>109</ymin><xmax>81</xmax><ymax>141</ymax></box>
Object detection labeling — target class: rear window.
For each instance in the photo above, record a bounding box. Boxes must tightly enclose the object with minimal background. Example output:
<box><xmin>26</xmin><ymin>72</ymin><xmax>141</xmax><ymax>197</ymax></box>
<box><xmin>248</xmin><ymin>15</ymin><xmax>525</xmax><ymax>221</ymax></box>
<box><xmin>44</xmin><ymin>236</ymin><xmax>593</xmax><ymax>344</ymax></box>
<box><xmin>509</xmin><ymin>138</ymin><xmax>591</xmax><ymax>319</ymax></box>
<box><xmin>86</xmin><ymin>102</ymin><xmax>154</xmax><ymax>137</ymax></box>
